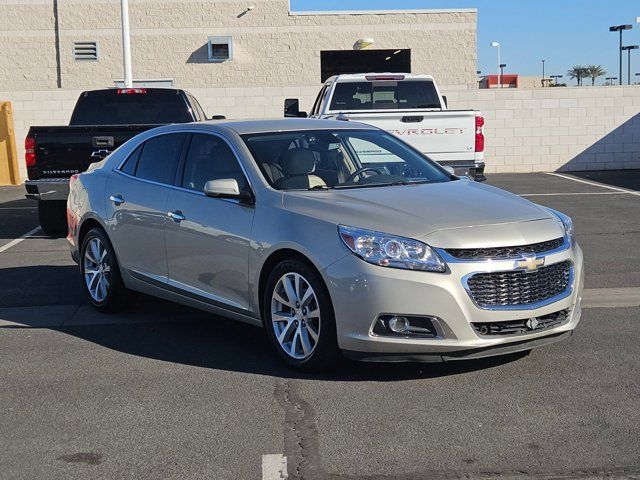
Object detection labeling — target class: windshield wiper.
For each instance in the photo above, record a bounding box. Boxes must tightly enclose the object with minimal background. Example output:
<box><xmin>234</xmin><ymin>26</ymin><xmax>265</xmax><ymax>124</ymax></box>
<box><xmin>334</xmin><ymin>180</ymin><xmax>431</xmax><ymax>190</ymax></box>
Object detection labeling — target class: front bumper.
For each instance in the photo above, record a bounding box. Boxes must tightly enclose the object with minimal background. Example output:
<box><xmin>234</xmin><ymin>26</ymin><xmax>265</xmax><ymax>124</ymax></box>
<box><xmin>25</xmin><ymin>178</ymin><xmax>70</xmax><ymax>201</ymax></box>
<box><xmin>323</xmin><ymin>244</ymin><xmax>584</xmax><ymax>361</ymax></box>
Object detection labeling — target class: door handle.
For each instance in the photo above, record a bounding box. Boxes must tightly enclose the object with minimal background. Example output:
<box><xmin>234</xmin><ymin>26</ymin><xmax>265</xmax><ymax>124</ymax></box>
<box><xmin>109</xmin><ymin>195</ymin><xmax>125</xmax><ymax>206</ymax></box>
<box><xmin>167</xmin><ymin>210</ymin><xmax>185</xmax><ymax>223</ymax></box>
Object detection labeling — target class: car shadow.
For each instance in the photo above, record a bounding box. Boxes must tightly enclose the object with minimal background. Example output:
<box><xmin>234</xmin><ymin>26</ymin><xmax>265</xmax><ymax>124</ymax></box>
<box><xmin>0</xmin><ymin>266</ymin><xmax>527</xmax><ymax>381</ymax></box>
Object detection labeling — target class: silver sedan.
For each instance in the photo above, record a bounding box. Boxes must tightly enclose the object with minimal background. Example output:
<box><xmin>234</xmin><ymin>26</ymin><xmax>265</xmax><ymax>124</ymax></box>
<box><xmin>67</xmin><ymin>119</ymin><xmax>584</xmax><ymax>371</ymax></box>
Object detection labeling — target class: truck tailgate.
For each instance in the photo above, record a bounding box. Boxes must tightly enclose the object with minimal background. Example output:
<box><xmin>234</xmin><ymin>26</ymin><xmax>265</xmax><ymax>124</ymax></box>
<box><xmin>341</xmin><ymin>110</ymin><xmax>477</xmax><ymax>157</ymax></box>
<box><xmin>27</xmin><ymin>124</ymin><xmax>159</xmax><ymax>180</ymax></box>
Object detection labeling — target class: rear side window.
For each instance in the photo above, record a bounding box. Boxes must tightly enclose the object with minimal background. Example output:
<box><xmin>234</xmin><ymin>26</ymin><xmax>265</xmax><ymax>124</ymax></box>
<box><xmin>120</xmin><ymin>144</ymin><xmax>143</xmax><ymax>175</ymax></box>
<box><xmin>69</xmin><ymin>89</ymin><xmax>193</xmax><ymax>125</ymax></box>
<box><xmin>135</xmin><ymin>133</ymin><xmax>187</xmax><ymax>185</ymax></box>
<box><xmin>181</xmin><ymin>134</ymin><xmax>248</xmax><ymax>192</ymax></box>
<box><xmin>329</xmin><ymin>81</ymin><xmax>441</xmax><ymax>110</ymax></box>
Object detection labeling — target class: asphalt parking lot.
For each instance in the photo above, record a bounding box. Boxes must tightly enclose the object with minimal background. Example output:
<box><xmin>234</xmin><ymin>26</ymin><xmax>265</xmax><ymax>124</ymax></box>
<box><xmin>1</xmin><ymin>171</ymin><xmax>639</xmax><ymax>480</ymax></box>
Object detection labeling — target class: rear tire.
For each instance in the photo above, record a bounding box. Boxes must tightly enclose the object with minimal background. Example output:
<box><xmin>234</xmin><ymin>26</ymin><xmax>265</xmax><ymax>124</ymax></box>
<box><xmin>38</xmin><ymin>200</ymin><xmax>67</xmax><ymax>236</ymax></box>
<box><xmin>80</xmin><ymin>228</ymin><xmax>129</xmax><ymax>312</ymax></box>
<box><xmin>263</xmin><ymin>259</ymin><xmax>340</xmax><ymax>372</ymax></box>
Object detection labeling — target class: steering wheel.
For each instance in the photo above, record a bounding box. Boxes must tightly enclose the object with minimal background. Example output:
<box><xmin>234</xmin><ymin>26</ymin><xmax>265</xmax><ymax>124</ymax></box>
<box><xmin>345</xmin><ymin>167</ymin><xmax>387</xmax><ymax>183</ymax></box>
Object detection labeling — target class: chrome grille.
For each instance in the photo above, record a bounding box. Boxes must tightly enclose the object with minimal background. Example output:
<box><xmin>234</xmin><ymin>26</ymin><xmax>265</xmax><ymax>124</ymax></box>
<box><xmin>472</xmin><ymin>309</ymin><xmax>570</xmax><ymax>336</ymax></box>
<box><xmin>446</xmin><ymin>237</ymin><xmax>564</xmax><ymax>261</ymax></box>
<box><xmin>466</xmin><ymin>260</ymin><xmax>572</xmax><ymax>308</ymax></box>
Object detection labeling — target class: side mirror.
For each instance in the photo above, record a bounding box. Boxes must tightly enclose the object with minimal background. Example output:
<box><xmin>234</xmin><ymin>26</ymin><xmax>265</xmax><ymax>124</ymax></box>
<box><xmin>204</xmin><ymin>179</ymin><xmax>253</xmax><ymax>204</ymax></box>
<box><xmin>284</xmin><ymin>98</ymin><xmax>307</xmax><ymax>118</ymax></box>
<box><xmin>210</xmin><ymin>115</ymin><xmax>226</xmax><ymax>120</ymax></box>
<box><xmin>442</xmin><ymin>96</ymin><xmax>448</xmax><ymax>108</ymax></box>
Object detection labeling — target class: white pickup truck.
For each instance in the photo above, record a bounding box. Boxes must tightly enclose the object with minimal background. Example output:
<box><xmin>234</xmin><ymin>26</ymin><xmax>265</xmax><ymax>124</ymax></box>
<box><xmin>285</xmin><ymin>73</ymin><xmax>485</xmax><ymax>180</ymax></box>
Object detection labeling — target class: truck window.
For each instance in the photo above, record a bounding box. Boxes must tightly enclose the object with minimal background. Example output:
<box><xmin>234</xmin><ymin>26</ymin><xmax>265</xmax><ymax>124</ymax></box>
<box><xmin>329</xmin><ymin>81</ymin><xmax>441</xmax><ymax>111</ymax></box>
<box><xmin>69</xmin><ymin>89</ymin><xmax>193</xmax><ymax>125</ymax></box>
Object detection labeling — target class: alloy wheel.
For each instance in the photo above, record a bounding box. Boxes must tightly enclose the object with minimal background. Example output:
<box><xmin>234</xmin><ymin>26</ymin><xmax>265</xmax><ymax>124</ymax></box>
<box><xmin>83</xmin><ymin>237</ymin><xmax>111</xmax><ymax>303</ymax></box>
<box><xmin>271</xmin><ymin>272</ymin><xmax>321</xmax><ymax>360</ymax></box>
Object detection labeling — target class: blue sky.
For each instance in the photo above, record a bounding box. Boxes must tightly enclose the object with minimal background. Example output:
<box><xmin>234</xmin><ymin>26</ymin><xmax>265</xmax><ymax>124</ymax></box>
<box><xmin>291</xmin><ymin>0</ymin><xmax>640</xmax><ymax>83</ymax></box>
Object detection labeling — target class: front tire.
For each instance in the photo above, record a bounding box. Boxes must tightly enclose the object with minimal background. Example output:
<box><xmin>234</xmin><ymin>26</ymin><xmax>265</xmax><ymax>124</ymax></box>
<box><xmin>80</xmin><ymin>228</ymin><xmax>129</xmax><ymax>312</ymax></box>
<box><xmin>38</xmin><ymin>200</ymin><xmax>67</xmax><ymax>236</ymax></box>
<box><xmin>263</xmin><ymin>259</ymin><xmax>340</xmax><ymax>371</ymax></box>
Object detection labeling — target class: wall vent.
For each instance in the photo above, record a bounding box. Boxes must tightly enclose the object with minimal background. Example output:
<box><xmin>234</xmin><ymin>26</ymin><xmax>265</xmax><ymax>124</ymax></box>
<box><xmin>208</xmin><ymin>36</ymin><xmax>233</xmax><ymax>62</ymax></box>
<box><xmin>73</xmin><ymin>41</ymin><xmax>98</xmax><ymax>61</ymax></box>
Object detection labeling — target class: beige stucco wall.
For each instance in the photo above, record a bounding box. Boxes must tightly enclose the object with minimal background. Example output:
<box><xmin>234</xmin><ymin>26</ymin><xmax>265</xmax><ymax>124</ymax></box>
<box><xmin>2</xmin><ymin>85</ymin><xmax>640</xmax><ymax>181</ymax></box>
<box><xmin>0</xmin><ymin>0</ymin><xmax>478</xmax><ymax>91</ymax></box>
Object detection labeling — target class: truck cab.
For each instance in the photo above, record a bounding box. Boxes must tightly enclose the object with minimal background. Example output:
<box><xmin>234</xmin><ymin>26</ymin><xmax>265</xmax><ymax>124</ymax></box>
<box><xmin>285</xmin><ymin>73</ymin><xmax>485</xmax><ymax>181</ymax></box>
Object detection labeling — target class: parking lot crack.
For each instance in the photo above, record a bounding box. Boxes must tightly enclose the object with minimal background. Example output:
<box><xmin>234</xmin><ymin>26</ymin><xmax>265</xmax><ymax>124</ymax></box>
<box><xmin>274</xmin><ymin>379</ymin><xmax>323</xmax><ymax>480</ymax></box>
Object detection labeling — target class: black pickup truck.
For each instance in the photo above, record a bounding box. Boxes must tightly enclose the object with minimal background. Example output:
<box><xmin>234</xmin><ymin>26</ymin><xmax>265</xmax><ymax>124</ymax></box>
<box><xmin>25</xmin><ymin>87</ymin><xmax>213</xmax><ymax>234</ymax></box>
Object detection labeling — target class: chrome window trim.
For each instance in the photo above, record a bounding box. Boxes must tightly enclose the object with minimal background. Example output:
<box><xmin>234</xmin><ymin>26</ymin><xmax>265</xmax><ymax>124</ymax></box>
<box><xmin>435</xmin><ymin>235</ymin><xmax>570</xmax><ymax>264</ymax></box>
<box><xmin>461</xmin><ymin>261</ymin><xmax>574</xmax><ymax>311</ymax></box>
<box><xmin>113</xmin><ymin>129</ymin><xmax>256</xmax><ymax>203</ymax></box>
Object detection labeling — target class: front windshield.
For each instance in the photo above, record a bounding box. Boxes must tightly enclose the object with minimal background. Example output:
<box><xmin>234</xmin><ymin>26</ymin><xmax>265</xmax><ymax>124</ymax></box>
<box><xmin>242</xmin><ymin>129</ymin><xmax>452</xmax><ymax>191</ymax></box>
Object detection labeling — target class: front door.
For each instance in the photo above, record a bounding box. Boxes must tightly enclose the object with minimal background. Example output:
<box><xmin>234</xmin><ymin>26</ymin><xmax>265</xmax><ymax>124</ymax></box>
<box><xmin>164</xmin><ymin>133</ymin><xmax>255</xmax><ymax>311</ymax></box>
<box><xmin>106</xmin><ymin>132</ymin><xmax>188</xmax><ymax>282</ymax></box>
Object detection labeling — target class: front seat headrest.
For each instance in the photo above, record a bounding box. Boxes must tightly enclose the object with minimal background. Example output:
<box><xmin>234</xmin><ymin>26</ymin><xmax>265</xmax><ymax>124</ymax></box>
<box><xmin>281</xmin><ymin>149</ymin><xmax>316</xmax><ymax>176</ymax></box>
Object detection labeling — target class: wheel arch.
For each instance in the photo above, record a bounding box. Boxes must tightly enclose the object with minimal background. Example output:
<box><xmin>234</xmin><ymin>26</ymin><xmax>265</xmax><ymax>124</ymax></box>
<box><xmin>78</xmin><ymin>216</ymin><xmax>107</xmax><ymax>250</ymax></box>
<box><xmin>257</xmin><ymin>248</ymin><xmax>328</xmax><ymax>325</ymax></box>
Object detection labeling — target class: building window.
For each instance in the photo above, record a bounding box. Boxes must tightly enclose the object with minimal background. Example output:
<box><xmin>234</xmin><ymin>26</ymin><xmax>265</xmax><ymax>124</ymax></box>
<box><xmin>208</xmin><ymin>36</ymin><xmax>233</xmax><ymax>62</ymax></box>
<box><xmin>73</xmin><ymin>41</ymin><xmax>99</xmax><ymax>61</ymax></box>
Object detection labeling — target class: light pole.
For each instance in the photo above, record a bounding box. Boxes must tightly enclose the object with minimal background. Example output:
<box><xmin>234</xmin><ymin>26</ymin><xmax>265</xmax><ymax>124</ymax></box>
<box><xmin>622</xmin><ymin>45</ymin><xmax>639</xmax><ymax>85</ymax></box>
<box><xmin>120</xmin><ymin>0</ymin><xmax>133</xmax><ymax>88</ymax></box>
<box><xmin>605</xmin><ymin>77</ymin><xmax>618</xmax><ymax>85</ymax></box>
<box><xmin>499</xmin><ymin>63</ymin><xmax>507</xmax><ymax>87</ymax></box>
<box><xmin>490</xmin><ymin>42</ymin><xmax>501</xmax><ymax>88</ymax></box>
<box><xmin>542</xmin><ymin>59</ymin><xmax>546</xmax><ymax>85</ymax></box>
<box><xmin>550</xmin><ymin>75</ymin><xmax>563</xmax><ymax>85</ymax></box>
<box><xmin>609</xmin><ymin>24</ymin><xmax>633</xmax><ymax>86</ymax></box>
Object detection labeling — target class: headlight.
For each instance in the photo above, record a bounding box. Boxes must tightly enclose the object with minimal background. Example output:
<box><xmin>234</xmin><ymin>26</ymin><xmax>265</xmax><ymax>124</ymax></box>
<box><xmin>338</xmin><ymin>225</ymin><xmax>447</xmax><ymax>272</ymax></box>
<box><xmin>544</xmin><ymin>207</ymin><xmax>575</xmax><ymax>249</ymax></box>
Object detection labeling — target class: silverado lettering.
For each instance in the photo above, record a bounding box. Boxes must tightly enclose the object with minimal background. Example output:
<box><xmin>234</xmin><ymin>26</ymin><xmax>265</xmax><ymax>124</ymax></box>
<box><xmin>389</xmin><ymin>128</ymin><xmax>466</xmax><ymax>136</ymax></box>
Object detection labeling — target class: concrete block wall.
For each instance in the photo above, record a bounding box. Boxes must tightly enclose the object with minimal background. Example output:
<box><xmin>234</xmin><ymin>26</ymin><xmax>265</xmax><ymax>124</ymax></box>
<box><xmin>2</xmin><ymin>84</ymin><xmax>640</xmax><ymax>181</ymax></box>
<box><xmin>446</xmin><ymin>85</ymin><xmax>640</xmax><ymax>173</ymax></box>
<box><xmin>0</xmin><ymin>0</ymin><xmax>477</xmax><ymax>91</ymax></box>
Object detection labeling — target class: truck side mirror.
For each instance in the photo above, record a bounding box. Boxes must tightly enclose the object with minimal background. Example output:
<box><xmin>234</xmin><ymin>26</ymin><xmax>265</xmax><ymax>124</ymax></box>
<box><xmin>442</xmin><ymin>96</ymin><xmax>448</xmax><ymax>108</ymax></box>
<box><xmin>284</xmin><ymin>98</ymin><xmax>307</xmax><ymax>118</ymax></box>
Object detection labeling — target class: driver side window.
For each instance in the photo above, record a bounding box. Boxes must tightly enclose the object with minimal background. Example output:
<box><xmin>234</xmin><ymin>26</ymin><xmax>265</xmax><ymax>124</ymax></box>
<box><xmin>181</xmin><ymin>134</ymin><xmax>248</xmax><ymax>192</ymax></box>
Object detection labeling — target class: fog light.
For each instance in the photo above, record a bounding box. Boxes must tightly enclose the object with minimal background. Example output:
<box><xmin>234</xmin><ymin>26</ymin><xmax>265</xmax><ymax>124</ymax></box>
<box><xmin>388</xmin><ymin>316</ymin><xmax>409</xmax><ymax>333</ymax></box>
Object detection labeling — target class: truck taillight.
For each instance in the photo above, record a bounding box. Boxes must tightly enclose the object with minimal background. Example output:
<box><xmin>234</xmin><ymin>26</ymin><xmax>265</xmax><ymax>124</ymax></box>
<box><xmin>117</xmin><ymin>88</ymin><xmax>147</xmax><ymax>95</ymax></box>
<box><xmin>475</xmin><ymin>115</ymin><xmax>485</xmax><ymax>153</ymax></box>
<box><xmin>25</xmin><ymin>136</ymin><xmax>36</xmax><ymax>167</ymax></box>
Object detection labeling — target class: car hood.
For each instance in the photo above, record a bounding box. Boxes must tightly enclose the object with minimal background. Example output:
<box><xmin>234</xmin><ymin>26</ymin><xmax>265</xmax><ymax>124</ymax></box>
<box><xmin>281</xmin><ymin>179</ymin><xmax>561</xmax><ymax>246</ymax></box>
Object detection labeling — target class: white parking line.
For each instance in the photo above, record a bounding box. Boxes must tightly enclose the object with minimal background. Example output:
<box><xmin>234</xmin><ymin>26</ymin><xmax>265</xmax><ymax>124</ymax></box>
<box><xmin>520</xmin><ymin>192</ymin><xmax>626</xmax><ymax>197</ymax></box>
<box><xmin>262</xmin><ymin>454</ymin><xmax>288</xmax><ymax>480</ymax></box>
<box><xmin>545</xmin><ymin>172</ymin><xmax>640</xmax><ymax>196</ymax></box>
<box><xmin>0</xmin><ymin>227</ymin><xmax>41</xmax><ymax>254</ymax></box>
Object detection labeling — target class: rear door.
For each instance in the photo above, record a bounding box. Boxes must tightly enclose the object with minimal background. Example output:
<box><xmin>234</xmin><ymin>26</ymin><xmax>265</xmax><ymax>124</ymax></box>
<box><xmin>164</xmin><ymin>133</ymin><xmax>255</xmax><ymax>311</ymax></box>
<box><xmin>105</xmin><ymin>132</ymin><xmax>188</xmax><ymax>283</ymax></box>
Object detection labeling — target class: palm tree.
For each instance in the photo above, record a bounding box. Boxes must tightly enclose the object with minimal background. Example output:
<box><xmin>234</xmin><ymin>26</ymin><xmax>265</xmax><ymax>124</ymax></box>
<box><xmin>567</xmin><ymin>66</ymin><xmax>587</xmax><ymax>86</ymax></box>
<box><xmin>585</xmin><ymin>65</ymin><xmax>606</xmax><ymax>86</ymax></box>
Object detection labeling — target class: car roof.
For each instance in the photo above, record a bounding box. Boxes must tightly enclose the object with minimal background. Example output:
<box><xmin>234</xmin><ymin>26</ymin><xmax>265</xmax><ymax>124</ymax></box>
<box><xmin>327</xmin><ymin>73</ymin><xmax>435</xmax><ymax>82</ymax></box>
<box><xmin>199</xmin><ymin>118</ymin><xmax>378</xmax><ymax>134</ymax></box>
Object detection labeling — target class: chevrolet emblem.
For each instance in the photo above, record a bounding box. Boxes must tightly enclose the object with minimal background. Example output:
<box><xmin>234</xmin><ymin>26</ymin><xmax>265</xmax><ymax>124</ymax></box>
<box><xmin>515</xmin><ymin>255</ymin><xmax>545</xmax><ymax>272</ymax></box>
